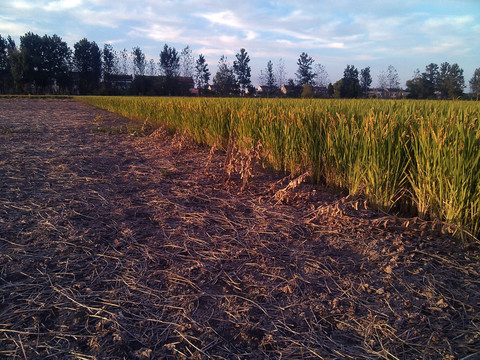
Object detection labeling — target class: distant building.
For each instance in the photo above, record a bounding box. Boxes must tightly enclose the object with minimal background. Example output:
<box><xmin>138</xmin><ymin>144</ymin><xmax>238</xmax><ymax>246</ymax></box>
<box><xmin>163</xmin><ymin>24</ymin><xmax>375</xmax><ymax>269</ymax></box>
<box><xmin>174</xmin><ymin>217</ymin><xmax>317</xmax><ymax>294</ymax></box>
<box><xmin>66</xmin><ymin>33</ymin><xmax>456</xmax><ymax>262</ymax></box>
<box><xmin>176</xmin><ymin>76</ymin><xmax>195</xmax><ymax>91</ymax></box>
<box><xmin>108</xmin><ymin>74</ymin><xmax>133</xmax><ymax>89</ymax></box>
<box><xmin>367</xmin><ymin>88</ymin><xmax>406</xmax><ymax>98</ymax></box>
<box><xmin>281</xmin><ymin>85</ymin><xmax>297</xmax><ymax>96</ymax></box>
<box><xmin>312</xmin><ymin>86</ymin><xmax>328</xmax><ymax>97</ymax></box>
<box><xmin>131</xmin><ymin>75</ymin><xmax>195</xmax><ymax>96</ymax></box>
<box><xmin>256</xmin><ymin>85</ymin><xmax>277</xmax><ymax>96</ymax></box>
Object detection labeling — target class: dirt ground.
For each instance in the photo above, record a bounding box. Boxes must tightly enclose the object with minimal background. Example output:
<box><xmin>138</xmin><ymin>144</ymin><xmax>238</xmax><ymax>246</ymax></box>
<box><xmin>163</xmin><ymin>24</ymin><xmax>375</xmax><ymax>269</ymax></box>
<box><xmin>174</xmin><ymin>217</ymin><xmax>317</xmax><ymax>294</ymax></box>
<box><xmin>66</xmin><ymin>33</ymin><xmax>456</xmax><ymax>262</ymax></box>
<box><xmin>0</xmin><ymin>98</ymin><xmax>479</xmax><ymax>359</ymax></box>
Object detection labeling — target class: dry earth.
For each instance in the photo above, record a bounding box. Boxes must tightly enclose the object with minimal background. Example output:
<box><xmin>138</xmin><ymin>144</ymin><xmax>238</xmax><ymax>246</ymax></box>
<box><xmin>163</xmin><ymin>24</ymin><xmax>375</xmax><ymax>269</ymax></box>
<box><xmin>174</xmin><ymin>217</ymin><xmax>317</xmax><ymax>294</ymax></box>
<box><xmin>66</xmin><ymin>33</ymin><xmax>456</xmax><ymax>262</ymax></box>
<box><xmin>0</xmin><ymin>98</ymin><xmax>479</xmax><ymax>359</ymax></box>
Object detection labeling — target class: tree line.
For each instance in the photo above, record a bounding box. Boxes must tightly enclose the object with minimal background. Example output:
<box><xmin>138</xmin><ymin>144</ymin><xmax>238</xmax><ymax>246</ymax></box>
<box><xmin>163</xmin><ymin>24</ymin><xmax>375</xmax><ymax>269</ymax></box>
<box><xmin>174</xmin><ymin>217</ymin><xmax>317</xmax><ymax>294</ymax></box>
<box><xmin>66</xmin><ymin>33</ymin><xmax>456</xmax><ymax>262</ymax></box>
<box><xmin>1</xmin><ymin>32</ymin><xmax>479</xmax><ymax>98</ymax></box>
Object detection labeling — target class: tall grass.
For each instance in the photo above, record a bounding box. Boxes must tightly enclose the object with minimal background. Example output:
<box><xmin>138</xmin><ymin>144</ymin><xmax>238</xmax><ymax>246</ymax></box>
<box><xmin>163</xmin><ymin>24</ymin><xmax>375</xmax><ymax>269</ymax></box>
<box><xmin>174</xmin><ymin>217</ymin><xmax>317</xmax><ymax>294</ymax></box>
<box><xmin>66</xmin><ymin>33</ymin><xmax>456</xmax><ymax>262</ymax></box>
<box><xmin>79</xmin><ymin>96</ymin><xmax>480</xmax><ymax>238</ymax></box>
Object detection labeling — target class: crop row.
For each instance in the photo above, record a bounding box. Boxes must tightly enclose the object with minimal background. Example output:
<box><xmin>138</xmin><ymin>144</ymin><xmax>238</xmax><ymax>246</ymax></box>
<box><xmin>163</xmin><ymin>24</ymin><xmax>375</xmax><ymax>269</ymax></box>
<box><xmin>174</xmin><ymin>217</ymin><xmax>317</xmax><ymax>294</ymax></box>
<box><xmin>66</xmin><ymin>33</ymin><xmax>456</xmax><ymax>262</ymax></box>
<box><xmin>79</xmin><ymin>96</ymin><xmax>480</xmax><ymax>239</ymax></box>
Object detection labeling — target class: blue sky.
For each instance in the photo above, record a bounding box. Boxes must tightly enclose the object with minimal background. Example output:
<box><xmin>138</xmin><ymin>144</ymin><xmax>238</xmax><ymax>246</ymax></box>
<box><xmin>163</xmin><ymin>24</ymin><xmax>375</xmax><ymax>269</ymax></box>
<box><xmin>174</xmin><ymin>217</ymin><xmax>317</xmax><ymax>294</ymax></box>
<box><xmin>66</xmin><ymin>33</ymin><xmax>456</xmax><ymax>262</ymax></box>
<box><xmin>1</xmin><ymin>0</ymin><xmax>479</xmax><ymax>88</ymax></box>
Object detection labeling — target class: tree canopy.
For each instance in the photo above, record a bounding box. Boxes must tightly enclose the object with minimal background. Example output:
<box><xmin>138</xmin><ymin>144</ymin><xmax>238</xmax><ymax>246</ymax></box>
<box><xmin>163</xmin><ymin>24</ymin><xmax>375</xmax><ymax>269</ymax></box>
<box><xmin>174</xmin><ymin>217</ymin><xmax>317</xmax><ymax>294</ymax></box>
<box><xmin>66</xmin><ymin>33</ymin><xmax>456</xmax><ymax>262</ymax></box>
<box><xmin>339</xmin><ymin>65</ymin><xmax>360</xmax><ymax>98</ymax></box>
<box><xmin>195</xmin><ymin>54</ymin><xmax>210</xmax><ymax>94</ymax></box>
<box><xmin>406</xmin><ymin>62</ymin><xmax>465</xmax><ymax>99</ymax></box>
<box><xmin>360</xmin><ymin>67</ymin><xmax>372</xmax><ymax>97</ymax></box>
<box><xmin>73</xmin><ymin>38</ymin><xmax>101</xmax><ymax>94</ymax></box>
<box><xmin>233</xmin><ymin>48</ymin><xmax>251</xmax><ymax>95</ymax></box>
<box><xmin>470</xmin><ymin>68</ymin><xmax>480</xmax><ymax>96</ymax></box>
<box><xmin>213</xmin><ymin>55</ymin><xmax>237</xmax><ymax>96</ymax></box>
<box><xmin>295</xmin><ymin>52</ymin><xmax>315</xmax><ymax>86</ymax></box>
<box><xmin>159</xmin><ymin>44</ymin><xmax>180</xmax><ymax>78</ymax></box>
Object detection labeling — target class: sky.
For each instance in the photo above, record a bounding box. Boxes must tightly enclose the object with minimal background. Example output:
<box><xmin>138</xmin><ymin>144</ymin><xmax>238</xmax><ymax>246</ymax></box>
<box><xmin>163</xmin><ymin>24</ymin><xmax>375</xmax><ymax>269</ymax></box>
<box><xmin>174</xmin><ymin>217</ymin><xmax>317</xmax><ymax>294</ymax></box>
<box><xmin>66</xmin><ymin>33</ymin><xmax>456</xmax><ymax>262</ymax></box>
<box><xmin>1</xmin><ymin>0</ymin><xmax>479</xmax><ymax>89</ymax></box>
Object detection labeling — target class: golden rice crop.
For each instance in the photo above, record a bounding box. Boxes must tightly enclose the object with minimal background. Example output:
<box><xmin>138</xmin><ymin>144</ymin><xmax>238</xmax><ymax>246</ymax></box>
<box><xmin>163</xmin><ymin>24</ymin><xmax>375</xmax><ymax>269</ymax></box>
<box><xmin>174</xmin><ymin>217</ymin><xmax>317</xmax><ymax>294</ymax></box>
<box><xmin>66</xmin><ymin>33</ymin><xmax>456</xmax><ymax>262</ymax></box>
<box><xmin>79</xmin><ymin>96</ymin><xmax>480</xmax><ymax>239</ymax></box>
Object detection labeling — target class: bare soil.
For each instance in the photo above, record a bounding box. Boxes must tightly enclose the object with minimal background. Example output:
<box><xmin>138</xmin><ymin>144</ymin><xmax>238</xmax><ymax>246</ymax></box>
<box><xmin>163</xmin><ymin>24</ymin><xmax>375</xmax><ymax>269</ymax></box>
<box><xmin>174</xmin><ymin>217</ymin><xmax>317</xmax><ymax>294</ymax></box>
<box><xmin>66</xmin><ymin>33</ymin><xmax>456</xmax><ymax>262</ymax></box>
<box><xmin>0</xmin><ymin>98</ymin><xmax>479</xmax><ymax>359</ymax></box>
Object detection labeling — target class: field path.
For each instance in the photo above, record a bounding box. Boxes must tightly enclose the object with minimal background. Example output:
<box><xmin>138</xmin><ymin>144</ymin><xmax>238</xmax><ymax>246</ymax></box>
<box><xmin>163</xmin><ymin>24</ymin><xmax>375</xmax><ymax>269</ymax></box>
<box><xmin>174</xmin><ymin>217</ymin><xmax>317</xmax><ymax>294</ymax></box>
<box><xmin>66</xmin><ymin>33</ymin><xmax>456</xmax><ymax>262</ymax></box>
<box><xmin>1</xmin><ymin>99</ymin><xmax>479</xmax><ymax>359</ymax></box>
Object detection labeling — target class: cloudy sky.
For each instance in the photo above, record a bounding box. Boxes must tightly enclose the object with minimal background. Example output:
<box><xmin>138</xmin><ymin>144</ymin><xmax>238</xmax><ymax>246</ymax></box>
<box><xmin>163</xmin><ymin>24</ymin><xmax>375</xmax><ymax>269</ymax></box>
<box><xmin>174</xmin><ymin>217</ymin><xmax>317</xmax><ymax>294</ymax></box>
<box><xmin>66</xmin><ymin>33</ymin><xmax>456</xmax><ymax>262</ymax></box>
<box><xmin>1</xmin><ymin>0</ymin><xmax>479</xmax><ymax>88</ymax></box>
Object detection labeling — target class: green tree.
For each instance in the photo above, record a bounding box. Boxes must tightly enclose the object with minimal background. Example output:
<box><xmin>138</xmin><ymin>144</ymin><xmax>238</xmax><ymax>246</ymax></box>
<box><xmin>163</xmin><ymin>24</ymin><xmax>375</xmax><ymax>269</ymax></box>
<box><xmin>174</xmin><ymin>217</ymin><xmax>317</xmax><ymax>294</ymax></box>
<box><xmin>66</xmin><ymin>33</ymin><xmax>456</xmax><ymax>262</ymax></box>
<box><xmin>295</xmin><ymin>52</ymin><xmax>315</xmax><ymax>86</ymax></box>
<box><xmin>102</xmin><ymin>44</ymin><xmax>118</xmax><ymax>90</ymax></box>
<box><xmin>438</xmin><ymin>62</ymin><xmax>464</xmax><ymax>99</ymax></box>
<box><xmin>213</xmin><ymin>55</ymin><xmax>237</xmax><ymax>96</ymax></box>
<box><xmin>422</xmin><ymin>63</ymin><xmax>439</xmax><ymax>98</ymax></box>
<box><xmin>19</xmin><ymin>32</ymin><xmax>45</xmax><ymax>92</ymax></box>
<box><xmin>301</xmin><ymin>83</ymin><xmax>313</xmax><ymax>98</ymax></box>
<box><xmin>132</xmin><ymin>46</ymin><xmax>146</xmax><ymax>76</ymax></box>
<box><xmin>42</xmin><ymin>34</ymin><xmax>71</xmax><ymax>93</ymax></box>
<box><xmin>8</xmin><ymin>38</ymin><xmax>23</xmax><ymax>93</ymax></box>
<box><xmin>119</xmin><ymin>48</ymin><xmax>130</xmax><ymax>75</ymax></box>
<box><xmin>0</xmin><ymin>35</ymin><xmax>14</xmax><ymax>93</ymax></box>
<box><xmin>16</xmin><ymin>33</ymin><xmax>70</xmax><ymax>93</ymax></box>
<box><xmin>327</xmin><ymin>82</ymin><xmax>334</xmax><ymax>97</ymax></box>
<box><xmin>180</xmin><ymin>46</ymin><xmax>194</xmax><ymax>78</ymax></box>
<box><xmin>332</xmin><ymin>79</ymin><xmax>343</xmax><ymax>98</ymax></box>
<box><xmin>259</xmin><ymin>60</ymin><xmax>276</xmax><ymax>96</ymax></box>
<box><xmin>159</xmin><ymin>44</ymin><xmax>179</xmax><ymax>78</ymax></box>
<box><xmin>406</xmin><ymin>69</ymin><xmax>426</xmax><ymax>99</ymax></box>
<box><xmin>340</xmin><ymin>65</ymin><xmax>360</xmax><ymax>98</ymax></box>
<box><xmin>194</xmin><ymin>54</ymin><xmax>210</xmax><ymax>95</ymax></box>
<box><xmin>360</xmin><ymin>66</ymin><xmax>372</xmax><ymax>97</ymax></box>
<box><xmin>470</xmin><ymin>68</ymin><xmax>480</xmax><ymax>97</ymax></box>
<box><xmin>73</xmin><ymin>38</ymin><xmax>102</xmax><ymax>94</ymax></box>
<box><xmin>102</xmin><ymin>44</ymin><xmax>117</xmax><ymax>76</ymax></box>
<box><xmin>233</xmin><ymin>48</ymin><xmax>251</xmax><ymax>95</ymax></box>
<box><xmin>159</xmin><ymin>44</ymin><xmax>180</xmax><ymax>95</ymax></box>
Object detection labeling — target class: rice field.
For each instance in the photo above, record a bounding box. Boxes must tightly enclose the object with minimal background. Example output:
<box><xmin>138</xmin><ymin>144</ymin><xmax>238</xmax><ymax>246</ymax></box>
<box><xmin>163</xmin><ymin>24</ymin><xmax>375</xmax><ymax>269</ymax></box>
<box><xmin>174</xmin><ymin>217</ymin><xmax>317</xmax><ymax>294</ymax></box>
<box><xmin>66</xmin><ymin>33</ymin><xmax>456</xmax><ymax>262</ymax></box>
<box><xmin>79</xmin><ymin>96</ymin><xmax>480</xmax><ymax>239</ymax></box>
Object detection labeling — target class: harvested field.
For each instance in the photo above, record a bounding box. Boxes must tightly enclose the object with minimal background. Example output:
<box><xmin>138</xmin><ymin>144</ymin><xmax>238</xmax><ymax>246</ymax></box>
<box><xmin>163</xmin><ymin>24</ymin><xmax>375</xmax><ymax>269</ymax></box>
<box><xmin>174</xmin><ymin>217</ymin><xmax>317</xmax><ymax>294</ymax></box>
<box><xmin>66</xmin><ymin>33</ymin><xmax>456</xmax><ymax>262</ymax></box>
<box><xmin>0</xmin><ymin>98</ymin><xmax>479</xmax><ymax>359</ymax></box>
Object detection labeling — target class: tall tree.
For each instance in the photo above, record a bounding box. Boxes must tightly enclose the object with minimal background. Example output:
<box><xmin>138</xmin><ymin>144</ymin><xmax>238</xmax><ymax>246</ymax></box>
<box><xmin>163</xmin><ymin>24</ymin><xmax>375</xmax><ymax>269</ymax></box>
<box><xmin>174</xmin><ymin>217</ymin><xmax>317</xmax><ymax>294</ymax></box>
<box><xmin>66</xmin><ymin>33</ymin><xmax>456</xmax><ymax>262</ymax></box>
<box><xmin>340</xmin><ymin>65</ymin><xmax>360</xmax><ymax>98</ymax></box>
<box><xmin>132</xmin><ymin>46</ymin><xmax>146</xmax><ymax>76</ymax></box>
<box><xmin>470</xmin><ymin>68</ymin><xmax>480</xmax><ymax>97</ymax></box>
<box><xmin>233</xmin><ymin>48</ymin><xmax>251</xmax><ymax>95</ymax></box>
<box><xmin>7</xmin><ymin>37</ymin><xmax>23</xmax><ymax>93</ymax></box>
<box><xmin>422</xmin><ymin>63</ymin><xmax>439</xmax><ymax>98</ymax></box>
<box><xmin>438</xmin><ymin>62</ymin><xmax>464</xmax><ymax>99</ymax></box>
<box><xmin>148</xmin><ymin>59</ymin><xmax>156</xmax><ymax>76</ymax></box>
<box><xmin>16</xmin><ymin>33</ymin><xmax>70</xmax><ymax>93</ymax></box>
<box><xmin>259</xmin><ymin>60</ymin><xmax>276</xmax><ymax>96</ymax></box>
<box><xmin>406</xmin><ymin>69</ymin><xmax>426</xmax><ymax>99</ymax></box>
<box><xmin>102</xmin><ymin>44</ymin><xmax>118</xmax><ymax>87</ymax></box>
<box><xmin>295</xmin><ymin>52</ymin><xmax>315</xmax><ymax>86</ymax></box>
<box><xmin>180</xmin><ymin>45</ymin><xmax>194</xmax><ymax>78</ymax></box>
<box><xmin>120</xmin><ymin>48</ymin><xmax>130</xmax><ymax>75</ymax></box>
<box><xmin>314</xmin><ymin>63</ymin><xmax>329</xmax><ymax>88</ymax></box>
<box><xmin>194</xmin><ymin>54</ymin><xmax>210</xmax><ymax>94</ymax></box>
<box><xmin>360</xmin><ymin>66</ymin><xmax>372</xmax><ymax>97</ymax></box>
<box><xmin>159</xmin><ymin>44</ymin><xmax>180</xmax><ymax>95</ymax></box>
<box><xmin>159</xmin><ymin>44</ymin><xmax>179</xmax><ymax>78</ymax></box>
<box><xmin>42</xmin><ymin>34</ymin><xmax>71</xmax><ymax>93</ymax></box>
<box><xmin>19</xmin><ymin>32</ymin><xmax>45</xmax><ymax>92</ymax></box>
<box><xmin>275</xmin><ymin>58</ymin><xmax>286</xmax><ymax>88</ymax></box>
<box><xmin>73</xmin><ymin>38</ymin><xmax>102</xmax><ymax>94</ymax></box>
<box><xmin>378</xmin><ymin>71</ymin><xmax>388</xmax><ymax>97</ymax></box>
<box><xmin>386</xmin><ymin>65</ymin><xmax>400</xmax><ymax>90</ymax></box>
<box><xmin>213</xmin><ymin>55</ymin><xmax>237</xmax><ymax>96</ymax></box>
<box><xmin>0</xmin><ymin>35</ymin><xmax>14</xmax><ymax>93</ymax></box>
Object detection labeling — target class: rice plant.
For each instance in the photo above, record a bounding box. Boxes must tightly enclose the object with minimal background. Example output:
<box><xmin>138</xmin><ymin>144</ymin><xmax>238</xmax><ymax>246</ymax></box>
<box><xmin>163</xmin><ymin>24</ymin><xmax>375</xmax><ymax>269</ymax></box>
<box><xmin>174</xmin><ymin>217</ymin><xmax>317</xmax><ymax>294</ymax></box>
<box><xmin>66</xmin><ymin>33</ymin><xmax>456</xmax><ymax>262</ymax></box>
<box><xmin>79</xmin><ymin>96</ymin><xmax>480</xmax><ymax>239</ymax></box>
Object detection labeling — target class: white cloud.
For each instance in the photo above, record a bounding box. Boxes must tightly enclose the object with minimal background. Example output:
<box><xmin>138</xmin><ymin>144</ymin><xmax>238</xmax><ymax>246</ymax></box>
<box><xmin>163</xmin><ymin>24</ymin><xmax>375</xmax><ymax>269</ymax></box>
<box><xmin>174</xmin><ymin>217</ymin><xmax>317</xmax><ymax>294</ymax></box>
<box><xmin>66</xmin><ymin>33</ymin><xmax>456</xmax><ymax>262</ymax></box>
<box><xmin>244</xmin><ymin>30</ymin><xmax>257</xmax><ymax>41</ymax></box>
<box><xmin>129</xmin><ymin>24</ymin><xmax>184</xmax><ymax>43</ymax></box>
<box><xmin>44</xmin><ymin>0</ymin><xmax>83</xmax><ymax>11</ymax></box>
<box><xmin>199</xmin><ymin>10</ymin><xmax>244</xmax><ymax>28</ymax></box>
<box><xmin>0</xmin><ymin>17</ymin><xmax>32</xmax><ymax>36</ymax></box>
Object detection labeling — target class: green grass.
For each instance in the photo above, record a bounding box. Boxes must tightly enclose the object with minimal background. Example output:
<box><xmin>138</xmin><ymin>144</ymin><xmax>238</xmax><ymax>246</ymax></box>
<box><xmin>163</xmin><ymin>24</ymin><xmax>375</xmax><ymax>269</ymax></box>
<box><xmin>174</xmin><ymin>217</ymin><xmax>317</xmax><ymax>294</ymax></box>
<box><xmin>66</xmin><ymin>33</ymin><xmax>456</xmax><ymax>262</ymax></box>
<box><xmin>78</xmin><ymin>96</ymin><xmax>480</xmax><ymax>239</ymax></box>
